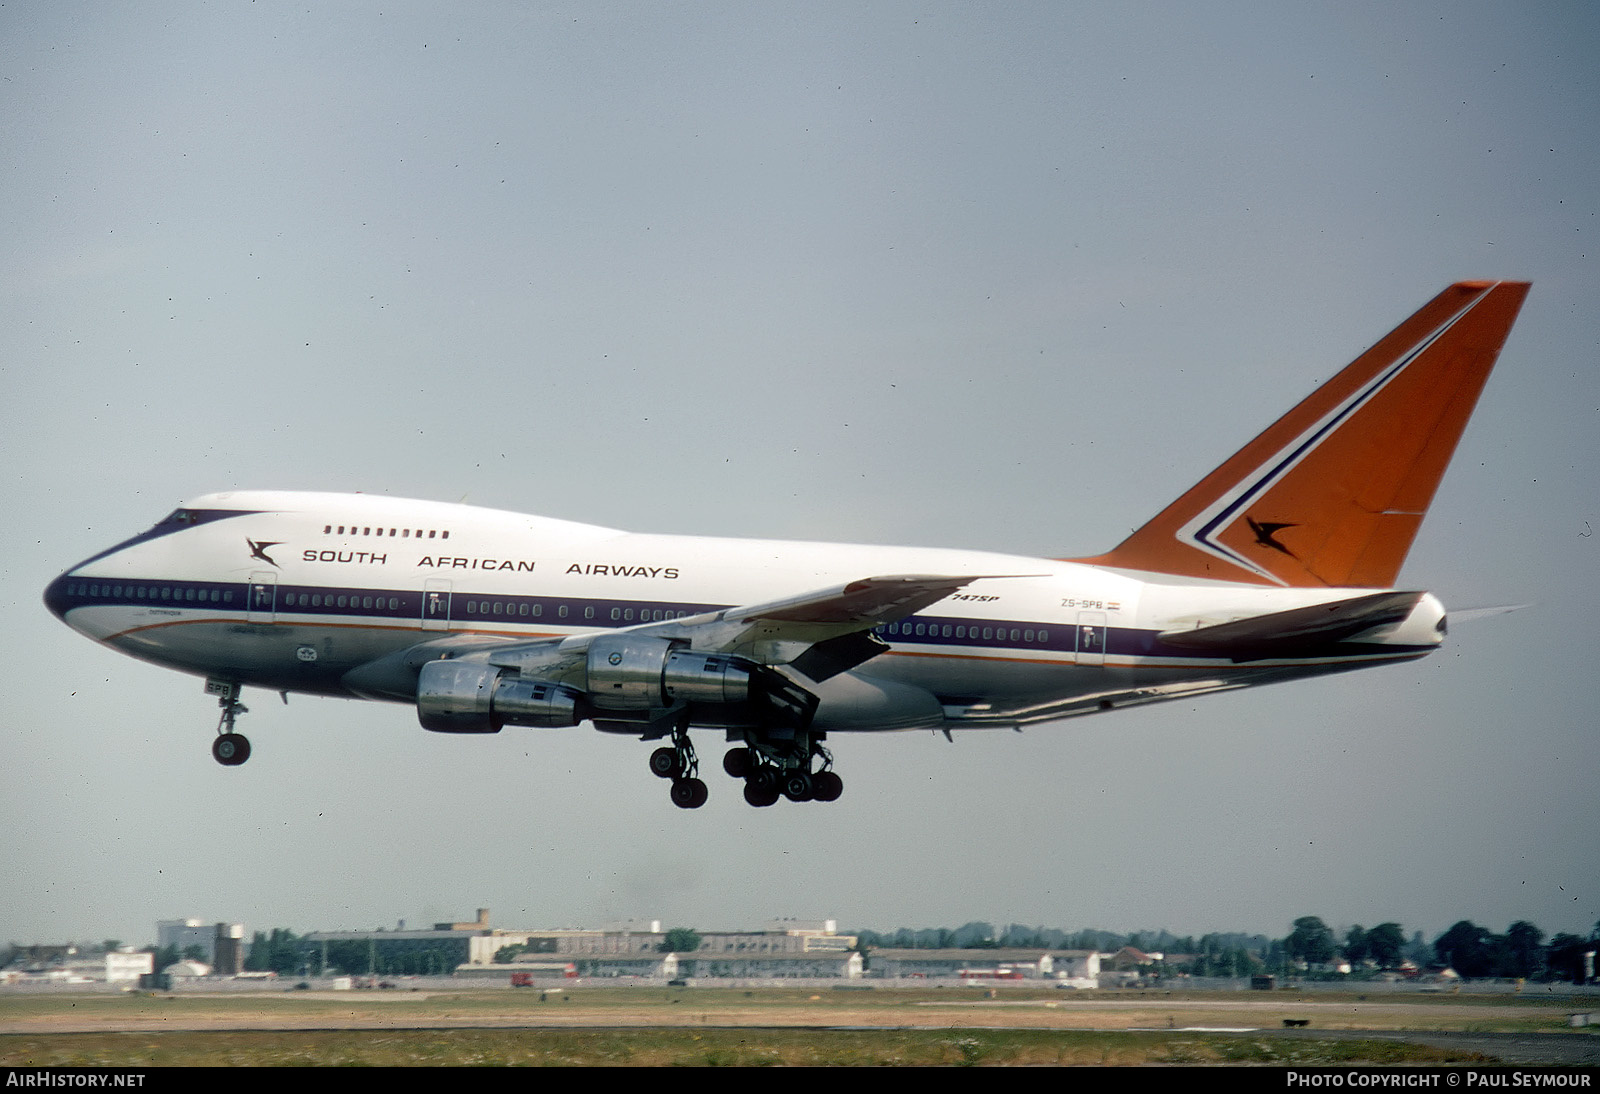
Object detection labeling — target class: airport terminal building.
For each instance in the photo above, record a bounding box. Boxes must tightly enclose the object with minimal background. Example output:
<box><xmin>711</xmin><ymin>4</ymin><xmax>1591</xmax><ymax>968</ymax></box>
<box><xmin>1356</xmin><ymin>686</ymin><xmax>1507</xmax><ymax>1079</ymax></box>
<box><xmin>7</xmin><ymin>912</ymin><xmax>1096</xmax><ymax>986</ymax></box>
<box><xmin>866</xmin><ymin>948</ymin><xmax>1100</xmax><ymax>986</ymax></box>
<box><xmin>302</xmin><ymin>912</ymin><xmax>865</xmax><ymax>980</ymax></box>
<box><xmin>303</xmin><ymin>913</ymin><xmax>1101</xmax><ymax>984</ymax></box>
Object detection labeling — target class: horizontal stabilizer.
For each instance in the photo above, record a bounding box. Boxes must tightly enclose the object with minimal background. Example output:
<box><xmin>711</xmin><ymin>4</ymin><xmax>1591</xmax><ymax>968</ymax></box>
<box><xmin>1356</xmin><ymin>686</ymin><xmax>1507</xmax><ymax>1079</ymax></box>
<box><xmin>1160</xmin><ymin>591</ymin><xmax>1425</xmax><ymax>657</ymax></box>
<box><xmin>1446</xmin><ymin>604</ymin><xmax>1528</xmax><ymax>624</ymax></box>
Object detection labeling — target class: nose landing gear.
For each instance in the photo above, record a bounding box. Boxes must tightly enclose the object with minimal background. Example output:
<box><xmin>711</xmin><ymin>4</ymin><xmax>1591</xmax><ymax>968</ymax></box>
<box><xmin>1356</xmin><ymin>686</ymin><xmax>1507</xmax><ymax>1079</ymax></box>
<box><xmin>207</xmin><ymin>679</ymin><xmax>251</xmax><ymax>767</ymax></box>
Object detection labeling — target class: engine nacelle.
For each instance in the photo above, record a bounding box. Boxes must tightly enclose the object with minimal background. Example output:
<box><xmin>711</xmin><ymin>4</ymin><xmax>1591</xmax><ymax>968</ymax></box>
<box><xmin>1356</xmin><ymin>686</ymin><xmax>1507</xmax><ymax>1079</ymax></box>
<box><xmin>416</xmin><ymin>660</ymin><xmax>584</xmax><ymax>733</ymax></box>
<box><xmin>585</xmin><ymin>634</ymin><xmax>755</xmax><ymax>710</ymax></box>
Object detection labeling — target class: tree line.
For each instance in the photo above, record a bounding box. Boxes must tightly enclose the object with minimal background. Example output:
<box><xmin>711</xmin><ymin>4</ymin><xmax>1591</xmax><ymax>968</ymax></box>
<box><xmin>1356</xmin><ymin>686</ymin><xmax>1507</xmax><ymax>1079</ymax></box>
<box><xmin>849</xmin><ymin>917</ymin><xmax>1600</xmax><ymax>982</ymax></box>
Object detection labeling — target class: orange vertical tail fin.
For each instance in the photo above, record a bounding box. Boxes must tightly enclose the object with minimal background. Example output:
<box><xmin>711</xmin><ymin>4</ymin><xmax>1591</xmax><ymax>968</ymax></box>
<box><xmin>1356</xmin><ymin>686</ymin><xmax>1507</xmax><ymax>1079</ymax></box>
<box><xmin>1074</xmin><ymin>281</ymin><xmax>1531</xmax><ymax>587</ymax></box>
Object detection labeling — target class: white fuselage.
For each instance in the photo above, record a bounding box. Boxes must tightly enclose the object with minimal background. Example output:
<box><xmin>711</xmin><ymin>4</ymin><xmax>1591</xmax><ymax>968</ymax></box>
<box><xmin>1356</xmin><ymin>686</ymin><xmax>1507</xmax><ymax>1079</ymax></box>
<box><xmin>46</xmin><ymin>490</ymin><xmax>1446</xmax><ymax>734</ymax></box>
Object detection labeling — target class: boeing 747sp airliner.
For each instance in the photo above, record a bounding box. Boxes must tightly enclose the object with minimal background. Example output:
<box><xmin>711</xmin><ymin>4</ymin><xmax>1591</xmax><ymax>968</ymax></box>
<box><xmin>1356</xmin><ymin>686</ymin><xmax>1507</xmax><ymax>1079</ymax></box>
<box><xmin>44</xmin><ymin>281</ymin><xmax>1530</xmax><ymax>808</ymax></box>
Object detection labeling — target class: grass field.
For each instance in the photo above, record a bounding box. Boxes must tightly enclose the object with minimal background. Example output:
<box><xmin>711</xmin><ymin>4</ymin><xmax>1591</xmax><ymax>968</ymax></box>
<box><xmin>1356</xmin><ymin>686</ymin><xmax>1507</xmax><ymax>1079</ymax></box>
<box><xmin>0</xmin><ymin>986</ymin><xmax>1590</xmax><ymax>1066</ymax></box>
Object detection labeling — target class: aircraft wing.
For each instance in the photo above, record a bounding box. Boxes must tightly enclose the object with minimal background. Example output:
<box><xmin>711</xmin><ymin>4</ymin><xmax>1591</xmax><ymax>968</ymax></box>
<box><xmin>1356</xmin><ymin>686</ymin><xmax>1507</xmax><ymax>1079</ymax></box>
<box><xmin>697</xmin><ymin>573</ymin><xmax>1016</xmax><ymax>680</ymax></box>
<box><xmin>609</xmin><ymin>571</ymin><xmax>1014</xmax><ymax>672</ymax></box>
<box><xmin>1159</xmin><ymin>590</ymin><xmax>1425</xmax><ymax>661</ymax></box>
<box><xmin>465</xmin><ymin>572</ymin><xmax>1010</xmax><ymax>688</ymax></box>
<box><xmin>722</xmin><ymin>574</ymin><xmax>988</xmax><ymax>626</ymax></box>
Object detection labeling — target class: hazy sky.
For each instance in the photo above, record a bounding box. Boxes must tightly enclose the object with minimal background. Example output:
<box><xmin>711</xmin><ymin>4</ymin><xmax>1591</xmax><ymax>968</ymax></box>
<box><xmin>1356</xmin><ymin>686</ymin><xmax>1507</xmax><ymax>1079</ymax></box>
<box><xmin>3</xmin><ymin>2</ymin><xmax>1596</xmax><ymax>951</ymax></box>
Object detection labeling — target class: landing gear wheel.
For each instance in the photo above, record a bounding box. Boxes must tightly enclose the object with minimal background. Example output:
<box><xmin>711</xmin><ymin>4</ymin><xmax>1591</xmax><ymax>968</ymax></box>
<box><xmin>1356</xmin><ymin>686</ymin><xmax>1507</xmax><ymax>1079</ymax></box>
<box><xmin>743</xmin><ymin>782</ymin><xmax>780</xmax><ymax>807</ymax></box>
<box><xmin>669</xmin><ymin>778</ymin><xmax>708</xmax><ymax>809</ymax></box>
<box><xmin>209</xmin><ymin>680</ymin><xmax>250</xmax><ymax>766</ymax></box>
<box><xmin>735</xmin><ymin>733</ymin><xmax>840</xmax><ymax>805</ymax></box>
<box><xmin>649</xmin><ymin>746</ymin><xmax>681</xmax><ymax>779</ymax></box>
<box><xmin>722</xmin><ymin>747</ymin><xmax>752</xmax><ymax>779</ymax></box>
<box><xmin>213</xmin><ymin>733</ymin><xmax>251</xmax><ymax>766</ymax></box>
<box><xmin>782</xmin><ymin>772</ymin><xmax>815</xmax><ymax>802</ymax></box>
<box><xmin>812</xmin><ymin>771</ymin><xmax>843</xmax><ymax>802</ymax></box>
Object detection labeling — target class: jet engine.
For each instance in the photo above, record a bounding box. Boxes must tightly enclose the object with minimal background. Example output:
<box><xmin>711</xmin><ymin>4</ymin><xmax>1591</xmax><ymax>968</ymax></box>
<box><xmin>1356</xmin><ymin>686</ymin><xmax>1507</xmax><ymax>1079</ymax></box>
<box><xmin>416</xmin><ymin>660</ymin><xmax>584</xmax><ymax>733</ymax></box>
<box><xmin>416</xmin><ymin>635</ymin><xmax>768</xmax><ymax>734</ymax></box>
<box><xmin>585</xmin><ymin>634</ymin><xmax>755</xmax><ymax>709</ymax></box>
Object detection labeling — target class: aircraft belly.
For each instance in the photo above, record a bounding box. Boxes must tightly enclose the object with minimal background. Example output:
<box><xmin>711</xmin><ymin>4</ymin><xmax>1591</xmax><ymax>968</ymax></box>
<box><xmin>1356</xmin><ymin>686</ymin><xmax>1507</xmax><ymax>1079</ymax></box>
<box><xmin>870</xmin><ymin>650</ymin><xmax>1083</xmax><ymax>705</ymax></box>
<box><xmin>866</xmin><ymin>649</ymin><xmax>1320</xmax><ymax>727</ymax></box>
<box><xmin>105</xmin><ymin>619</ymin><xmax>420</xmax><ymax>696</ymax></box>
<box><xmin>804</xmin><ymin>671</ymin><xmax>946</xmax><ymax>732</ymax></box>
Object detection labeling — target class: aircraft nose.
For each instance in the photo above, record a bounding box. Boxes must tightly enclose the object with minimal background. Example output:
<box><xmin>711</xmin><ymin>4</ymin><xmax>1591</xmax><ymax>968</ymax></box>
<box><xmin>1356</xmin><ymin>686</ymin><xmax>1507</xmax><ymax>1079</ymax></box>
<box><xmin>43</xmin><ymin>570</ymin><xmax>76</xmax><ymax>623</ymax></box>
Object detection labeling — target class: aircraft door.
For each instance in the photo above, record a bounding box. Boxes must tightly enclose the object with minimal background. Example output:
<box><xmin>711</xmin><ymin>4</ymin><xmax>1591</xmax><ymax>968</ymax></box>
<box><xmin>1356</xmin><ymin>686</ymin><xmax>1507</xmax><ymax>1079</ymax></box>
<box><xmin>247</xmin><ymin>572</ymin><xmax>277</xmax><ymax>623</ymax></box>
<box><xmin>422</xmin><ymin>579</ymin><xmax>452</xmax><ymax>631</ymax></box>
<box><xmin>1076</xmin><ymin>611</ymin><xmax>1107</xmax><ymax>666</ymax></box>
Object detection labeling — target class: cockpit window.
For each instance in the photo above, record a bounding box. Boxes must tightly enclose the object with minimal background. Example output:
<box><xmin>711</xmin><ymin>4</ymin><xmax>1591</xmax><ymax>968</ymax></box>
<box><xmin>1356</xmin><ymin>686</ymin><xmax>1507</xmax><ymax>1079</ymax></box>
<box><xmin>149</xmin><ymin>508</ymin><xmax>258</xmax><ymax>533</ymax></box>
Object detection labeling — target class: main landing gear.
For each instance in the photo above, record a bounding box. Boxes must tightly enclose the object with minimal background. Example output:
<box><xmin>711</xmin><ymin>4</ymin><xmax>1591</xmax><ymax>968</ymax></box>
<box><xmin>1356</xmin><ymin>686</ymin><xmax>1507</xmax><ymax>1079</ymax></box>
<box><xmin>647</xmin><ymin>720</ymin><xmax>708</xmax><ymax>810</ymax></box>
<box><xmin>207</xmin><ymin>679</ymin><xmax>251</xmax><ymax>767</ymax></box>
<box><xmin>645</xmin><ymin>725</ymin><xmax>844</xmax><ymax>809</ymax></box>
<box><xmin>723</xmin><ymin>736</ymin><xmax>842</xmax><ymax>808</ymax></box>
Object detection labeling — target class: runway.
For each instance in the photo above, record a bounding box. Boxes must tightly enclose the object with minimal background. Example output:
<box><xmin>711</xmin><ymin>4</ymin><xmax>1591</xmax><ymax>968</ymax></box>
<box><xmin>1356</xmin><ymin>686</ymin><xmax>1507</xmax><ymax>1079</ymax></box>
<box><xmin>3</xmin><ymin>986</ymin><xmax>1595</xmax><ymax>1066</ymax></box>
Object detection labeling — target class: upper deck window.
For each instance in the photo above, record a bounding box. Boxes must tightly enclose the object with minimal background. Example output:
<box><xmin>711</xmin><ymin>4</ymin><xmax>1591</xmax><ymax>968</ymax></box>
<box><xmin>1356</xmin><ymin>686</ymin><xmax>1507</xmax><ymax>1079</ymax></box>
<box><xmin>324</xmin><ymin>523</ymin><xmax>452</xmax><ymax>539</ymax></box>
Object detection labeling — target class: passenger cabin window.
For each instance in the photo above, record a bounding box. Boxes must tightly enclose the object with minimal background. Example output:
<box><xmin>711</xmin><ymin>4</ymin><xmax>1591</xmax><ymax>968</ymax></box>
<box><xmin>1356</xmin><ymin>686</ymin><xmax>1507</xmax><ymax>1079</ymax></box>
<box><xmin>322</xmin><ymin>524</ymin><xmax>451</xmax><ymax>539</ymax></box>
